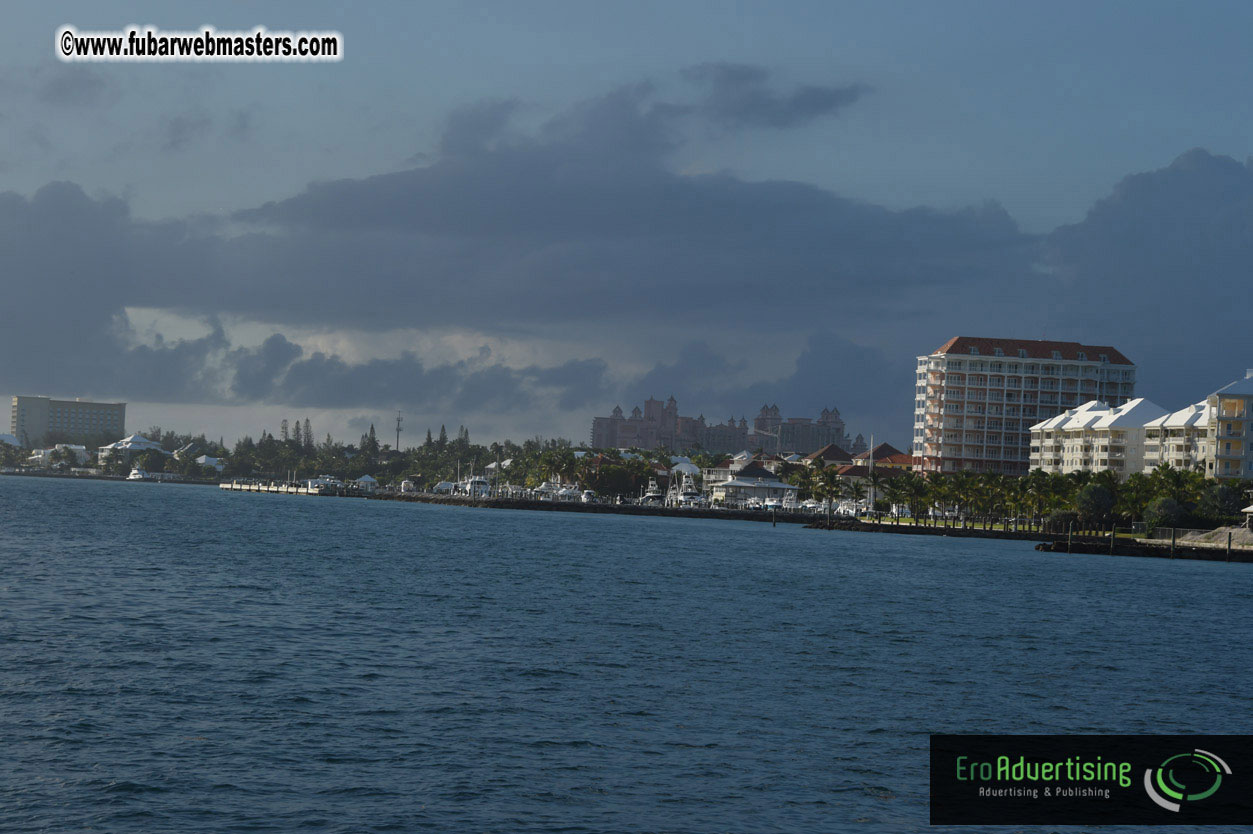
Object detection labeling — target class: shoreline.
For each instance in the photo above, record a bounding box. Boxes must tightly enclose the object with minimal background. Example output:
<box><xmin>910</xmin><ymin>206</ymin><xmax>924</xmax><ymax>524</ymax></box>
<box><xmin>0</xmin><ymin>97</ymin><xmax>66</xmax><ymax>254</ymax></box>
<box><xmin>10</xmin><ymin>471</ymin><xmax>1250</xmax><ymax>564</ymax></box>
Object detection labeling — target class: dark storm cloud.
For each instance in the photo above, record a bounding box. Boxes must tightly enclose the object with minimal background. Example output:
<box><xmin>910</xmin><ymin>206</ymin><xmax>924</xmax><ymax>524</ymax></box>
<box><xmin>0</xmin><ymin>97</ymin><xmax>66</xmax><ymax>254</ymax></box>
<box><xmin>220</xmin><ymin>337</ymin><xmax>609</xmax><ymax>416</ymax></box>
<box><xmin>682</xmin><ymin>62</ymin><xmax>869</xmax><ymax>129</ymax></box>
<box><xmin>1044</xmin><ymin>148</ymin><xmax>1253</xmax><ymax>406</ymax></box>
<box><xmin>25</xmin><ymin>75</ymin><xmax>1253</xmax><ymax>440</ymax></box>
<box><xmin>232</xmin><ymin>77</ymin><xmax>1029</xmax><ymax>343</ymax></box>
<box><xmin>0</xmin><ymin>71</ymin><xmax>1035</xmax><ymax>436</ymax></box>
<box><xmin>228</xmin><ymin>333</ymin><xmax>304</xmax><ymax>400</ymax></box>
<box><xmin>621</xmin><ymin>334</ymin><xmax>914</xmax><ymax>440</ymax></box>
<box><xmin>626</xmin><ymin>342</ymin><xmax>749</xmax><ymax>407</ymax></box>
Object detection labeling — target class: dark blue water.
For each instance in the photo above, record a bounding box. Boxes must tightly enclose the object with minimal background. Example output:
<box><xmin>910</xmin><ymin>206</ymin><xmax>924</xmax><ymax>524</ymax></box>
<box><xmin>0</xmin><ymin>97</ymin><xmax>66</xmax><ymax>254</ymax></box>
<box><xmin>2</xmin><ymin>476</ymin><xmax>1251</xmax><ymax>833</ymax></box>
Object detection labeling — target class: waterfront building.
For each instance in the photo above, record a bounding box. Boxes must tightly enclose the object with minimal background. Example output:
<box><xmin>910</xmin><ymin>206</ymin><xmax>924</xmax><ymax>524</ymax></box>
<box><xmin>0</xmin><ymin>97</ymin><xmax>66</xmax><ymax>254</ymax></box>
<box><xmin>196</xmin><ymin>455</ymin><xmax>226</xmax><ymax>472</ymax></box>
<box><xmin>1206</xmin><ymin>370</ymin><xmax>1253</xmax><ymax>482</ymax></box>
<box><xmin>914</xmin><ymin>337</ymin><xmax>1136</xmax><ymax>475</ymax></box>
<box><xmin>708</xmin><ymin>463</ymin><xmax>799</xmax><ymax>506</ymax></box>
<box><xmin>98</xmin><ymin>433</ymin><xmax>166</xmax><ymax>463</ymax></box>
<box><xmin>1143</xmin><ymin>401</ymin><xmax>1212</xmax><ymax>473</ymax></box>
<box><xmin>803</xmin><ymin>443</ymin><xmax>854</xmax><ymax>468</ymax></box>
<box><xmin>10</xmin><ymin>395</ymin><xmax>126</xmax><ymax>448</ymax></box>
<box><xmin>852</xmin><ymin>443</ymin><xmax>914</xmax><ymax>469</ymax></box>
<box><xmin>701</xmin><ymin>451</ymin><xmax>786</xmax><ymax>489</ymax></box>
<box><xmin>591</xmin><ymin>398</ymin><xmax>857</xmax><ymax>454</ymax></box>
<box><xmin>1028</xmin><ymin>398</ymin><xmax>1167</xmax><ymax>478</ymax></box>
<box><xmin>27</xmin><ymin>444</ymin><xmax>91</xmax><ymax>467</ymax></box>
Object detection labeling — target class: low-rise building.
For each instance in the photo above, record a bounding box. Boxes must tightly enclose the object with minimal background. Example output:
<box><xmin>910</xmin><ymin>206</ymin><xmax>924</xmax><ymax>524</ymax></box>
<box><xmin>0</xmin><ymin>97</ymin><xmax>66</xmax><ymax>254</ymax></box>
<box><xmin>27</xmin><ymin>444</ymin><xmax>91</xmax><ymax>467</ymax></box>
<box><xmin>852</xmin><ymin>443</ymin><xmax>913</xmax><ymax>469</ymax></box>
<box><xmin>1143</xmin><ymin>401</ymin><xmax>1212</xmax><ymax>473</ymax></box>
<box><xmin>98</xmin><ymin>433</ymin><xmax>167</xmax><ymax>463</ymax></box>
<box><xmin>1029</xmin><ymin>398</ymin><xmax>1168</xmax><ymax>478</ymax></box>
<box><xmin>708</xmin><ymin>463</ymin><xmax>799</xmax><ymax>506</ymax></box>
<box><xmin>1207</xmin><ymin>370</ymin><xmax>1253</xmax><ymax>482</ymax></box>
<box><xmin>802</xmin><ymin>443</ymin><xmax>854</xmax><ymax>468</ymax></box>
<box><xmin>195</xmin><ymin>455</ymin><xmax>226</xmax><ymax>472</ymax></box>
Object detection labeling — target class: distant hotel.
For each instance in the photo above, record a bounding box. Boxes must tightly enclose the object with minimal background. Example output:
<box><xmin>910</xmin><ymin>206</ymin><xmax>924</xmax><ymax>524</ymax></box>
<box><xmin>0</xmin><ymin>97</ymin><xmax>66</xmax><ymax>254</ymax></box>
<box><xmin>10</xmin><ymin>395</ymin><xmax>126</xmax><ymax>447</ymax></box>
<box><xmin>591</xmin><ymin>397</ymin><xmax>866</xmax><ymax>455</ymax></box>
<box><xmin>913</xmin><ymin>337</ymin><xmax>1136</xmax><ymax>475</ymax></box>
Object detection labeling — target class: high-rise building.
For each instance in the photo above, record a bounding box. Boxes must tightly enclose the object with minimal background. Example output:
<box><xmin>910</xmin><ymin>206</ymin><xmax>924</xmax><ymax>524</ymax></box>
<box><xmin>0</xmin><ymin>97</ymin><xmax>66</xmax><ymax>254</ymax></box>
<box><xmin>913</xmin><ymin>337</ymin><xmax>1136</xmax><ymax>475</ymax></box>
<box><xmin>10</xmin><ymin>396</ymin><xmax>126</xmax><ymax>448</ymax></box>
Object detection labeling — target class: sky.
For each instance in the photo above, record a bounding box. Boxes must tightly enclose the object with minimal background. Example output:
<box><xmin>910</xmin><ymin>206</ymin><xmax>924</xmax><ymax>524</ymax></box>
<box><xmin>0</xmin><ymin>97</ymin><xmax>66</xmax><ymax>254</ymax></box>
<box><xmin>3</xmin><ymin>1</ymin><xmax>1253</xmax><ymax>448</ymax></box>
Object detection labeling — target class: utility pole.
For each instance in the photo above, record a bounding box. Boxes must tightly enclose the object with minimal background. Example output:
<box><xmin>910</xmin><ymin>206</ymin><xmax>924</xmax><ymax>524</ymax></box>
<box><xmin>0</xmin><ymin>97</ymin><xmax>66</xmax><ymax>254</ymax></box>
<box><xmin>868</xmin><ymin>432</ymin><xmax>875</xmax><ymax>513</ymax></box>
<box><xmin>395</xmin><ymin>410</ymin><xmax>403</xmax><ymax>452</ymax></box>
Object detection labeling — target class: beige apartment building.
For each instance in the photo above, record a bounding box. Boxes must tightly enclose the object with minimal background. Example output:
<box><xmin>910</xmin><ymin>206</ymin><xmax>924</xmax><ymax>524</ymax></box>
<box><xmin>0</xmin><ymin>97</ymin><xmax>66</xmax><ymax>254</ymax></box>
<box><xmin>1143</xmin><ymin>401</ymin><xmax>1212</xmax><ymax>473</ymax></box>
<box><xmin>1029</xmin><ymin>398</ymin><xmax>1167</xmax><ymax>478</ymax></box>
<box><xmin>913</xmin><ymin>337</ymin><xmax>1136</xmax><ymax>475</ymax></box>
<box><xmin>10</xmin><ymin>395</ymin><xmax>126</xmax><ymax>447</ymax></box>
<box><xmin>1027</xmin><ymin>369</ymin><xmax>1253</xmax><ymax>482</ymax></box>
<box><xmin>1208</xmin><ymin>370</ymin><xmax>1253</xmax><ymax>481</ymax></box>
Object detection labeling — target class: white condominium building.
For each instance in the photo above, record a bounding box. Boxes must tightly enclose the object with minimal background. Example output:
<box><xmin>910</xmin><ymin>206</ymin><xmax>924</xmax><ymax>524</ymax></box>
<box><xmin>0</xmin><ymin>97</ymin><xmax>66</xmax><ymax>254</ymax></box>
<box><xmin>1143</xmin><ymin>401</ymin><xmax>1212</xmax><ymax>473</ymax></box>
<box><xmin>914</xmin><ymin>337</ymin><xmax>1136</xmax><ymax>475</ymax></box>
<box><xmin>1029</xmin><ymin>398</ymin><xmax>1167</xmax><ymax>478</ymax></box>
<box><xmin>1207</xmin><ymin>370</ymin><xmax>1253</xmax><ymax>481</ymax></box>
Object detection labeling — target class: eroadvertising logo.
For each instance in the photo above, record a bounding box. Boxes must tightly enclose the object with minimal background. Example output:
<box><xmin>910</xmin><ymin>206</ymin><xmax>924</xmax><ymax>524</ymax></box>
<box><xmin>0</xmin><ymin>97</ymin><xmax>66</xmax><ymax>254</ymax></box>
<box><xmin>1143</xmin><ymin>749</ymin><xmax>1231</xmax><ymax>812</ymax></box>
<box><xmin>930</xmin><ymin>735</ymin><xmax>1253</xmax><ymax>825</ymax></box>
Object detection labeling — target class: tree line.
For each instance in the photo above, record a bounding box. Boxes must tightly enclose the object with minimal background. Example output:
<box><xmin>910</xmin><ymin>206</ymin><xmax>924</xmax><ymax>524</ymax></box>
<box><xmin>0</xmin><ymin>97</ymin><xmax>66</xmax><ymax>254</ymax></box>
<box><xmin>787</xmin><ymin>463</ymin><xmax>1249</xmax><ymax>531</ymax></box>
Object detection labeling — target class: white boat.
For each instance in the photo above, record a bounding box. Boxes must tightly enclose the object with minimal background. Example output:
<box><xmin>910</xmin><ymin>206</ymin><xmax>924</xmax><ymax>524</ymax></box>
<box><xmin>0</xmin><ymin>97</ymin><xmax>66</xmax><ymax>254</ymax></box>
<box><xmin>641</xmin><ymin>478</ymin><xmax>664</xmax><ymax>504</ymax></box>
<box><xmin>678</xmin><ymin>473</ymin><xmax>703</xmax><ymax>506</ymax></box>
<box><xmin>458</xmin><ymin>475</ymin><xmax>491</xmax><ymax>498</ymax></box>
<box><xmin>127</xmin><ymin>467</ymin><xmax>147</xmax><ymax>480</ymax></box>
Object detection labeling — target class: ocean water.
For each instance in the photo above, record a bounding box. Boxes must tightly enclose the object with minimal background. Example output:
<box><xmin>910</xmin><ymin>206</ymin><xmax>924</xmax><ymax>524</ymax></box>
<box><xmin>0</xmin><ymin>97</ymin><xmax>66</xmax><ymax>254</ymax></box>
<box><xmin>2</xmin><ymin>476</ymin><xmax>1251</xmax><ymax>833</ymax></box>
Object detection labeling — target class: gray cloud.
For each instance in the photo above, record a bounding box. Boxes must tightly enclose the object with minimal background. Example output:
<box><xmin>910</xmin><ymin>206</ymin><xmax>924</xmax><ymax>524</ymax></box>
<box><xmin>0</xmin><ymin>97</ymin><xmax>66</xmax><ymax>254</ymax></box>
<box><xmin>35</xmin><ymin>65</ymin><xmax>108</xmax><ymax>107</ymax></box>
<box><xmin>683</xmin><ymin>63</ymin><xmax>868</xmax><ymax>129</ymax></box>
<box><xmin>163</xmin><ymin>112</ymin><xmax>213</xmax><ymax>152</ymax></box>
<box><xmin>0</xmin><ymin>74</ymin><xmax>1034</xmax><ymax>440</ymax></box>
<box><xmin>1044</xmin><ymin>148</ymin><xmax>1253</xmax><ymax>407</ymax></box>
<box><xmin>14</xmin><ymin>81</ymin><xmax>1252</xmax><ymax>442</ymax></box>
<box><xmin>615</xmin><ymin>334</ymin><xmax>913</xmax><ymax>440</ymax></box>
<box><xmin>438</xmin><ymin>99</ymin><xmax>519</xmax><ymax>157</ymax></box>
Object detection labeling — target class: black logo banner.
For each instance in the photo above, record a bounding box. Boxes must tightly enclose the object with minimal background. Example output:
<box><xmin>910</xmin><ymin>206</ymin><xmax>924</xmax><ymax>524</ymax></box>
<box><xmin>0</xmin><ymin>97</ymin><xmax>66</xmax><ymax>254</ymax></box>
<box><xmin>931</xmin><ymin>734</ymin><xmax>1253</xmax><ymax>825</ymax></box>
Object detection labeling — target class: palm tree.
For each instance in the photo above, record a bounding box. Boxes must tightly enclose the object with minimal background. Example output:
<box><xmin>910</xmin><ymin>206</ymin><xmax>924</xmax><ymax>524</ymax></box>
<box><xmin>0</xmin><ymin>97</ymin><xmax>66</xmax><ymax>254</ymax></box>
<box><xmin>1116</xmin><ymin>472</ymin><xmax>1154</xmax><ymax>522</ymax></box>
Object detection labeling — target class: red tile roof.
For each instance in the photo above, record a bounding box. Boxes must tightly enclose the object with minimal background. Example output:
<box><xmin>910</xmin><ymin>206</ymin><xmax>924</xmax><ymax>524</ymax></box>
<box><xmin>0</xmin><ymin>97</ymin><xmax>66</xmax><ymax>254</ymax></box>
<box><xmin>931</xmin><ymin>337</ymin><xmax>1133</xmax><ymax>365</ymax></box>
<box><xmin>803</xmin><ymin>443</ymin><xmax>853</xmax><ymax>463</ymax></box>
<box><xmin>853</xmin><ymin>442</ymin><xmax>906</xmax><ymax>461</ymax></box>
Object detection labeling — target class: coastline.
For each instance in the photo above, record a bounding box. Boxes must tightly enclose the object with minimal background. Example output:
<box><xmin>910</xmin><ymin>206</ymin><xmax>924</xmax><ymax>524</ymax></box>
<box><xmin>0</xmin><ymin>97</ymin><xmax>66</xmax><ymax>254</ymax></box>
<box><xmin>9</xmin><ymin>471</ymin><xmax>1250</xmax><ymax>564</ymax></box>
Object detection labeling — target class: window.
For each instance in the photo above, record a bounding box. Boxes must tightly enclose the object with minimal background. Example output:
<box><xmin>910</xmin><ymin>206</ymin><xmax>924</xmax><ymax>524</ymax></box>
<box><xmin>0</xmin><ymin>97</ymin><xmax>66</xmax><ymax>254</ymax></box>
<box><xmin>1099</xmin><ymin>354</ymin><xmax>1108</xmax><ymax>363</ymax></box>
<box><xmin>994</xmin><ymin>347</ymin><xmax>1004</xmax><ymax>356</ymax></box>
<box><xmin>1052</xmin><ymin>350</ymin><xmax>1062</xmax><ymax>359</ymax></box>
<box><xmin>1018</xmin><ymin>348</ymin><xmax>1027</xmax><ymax>358</ymax></box>
<box><xmin>1077</xmin><ymin>351</ymin><xmax>1086</xmax><ymax>361</ymax></box>
<box><xmin>968</xmin><ymin>346</ymin><xmax>979</xmax><ymax>355</ymax></box>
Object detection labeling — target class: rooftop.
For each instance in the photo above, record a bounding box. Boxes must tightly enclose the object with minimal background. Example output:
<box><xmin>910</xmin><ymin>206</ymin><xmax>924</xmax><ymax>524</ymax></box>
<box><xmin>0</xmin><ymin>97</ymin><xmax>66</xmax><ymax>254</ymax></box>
<box><xmin>930</xmin><ymin>337</ymin><xmax>1133</xmax><ymax>365</ymax></box>
<box><xmin>853</xmin><ymin>442</ymin><xmax>906</xmax><ymax>461</ymax></box>
<box><xmin>1213</xmin><ymin>369</ymin><xmax>1253</xmax><ymax>398</ymax></box>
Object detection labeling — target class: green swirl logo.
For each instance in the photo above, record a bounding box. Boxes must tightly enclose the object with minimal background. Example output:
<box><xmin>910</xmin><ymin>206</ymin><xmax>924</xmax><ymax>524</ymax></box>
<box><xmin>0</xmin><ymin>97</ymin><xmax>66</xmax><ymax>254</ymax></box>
<box><xmin>1144</xmin><ymin>749</ymin><xmax>1231</xmax><ymax>812</ymax></box>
